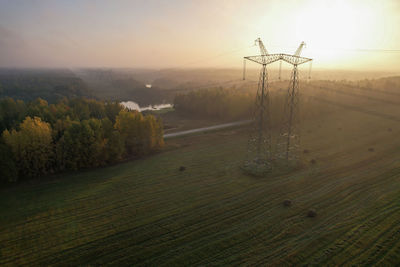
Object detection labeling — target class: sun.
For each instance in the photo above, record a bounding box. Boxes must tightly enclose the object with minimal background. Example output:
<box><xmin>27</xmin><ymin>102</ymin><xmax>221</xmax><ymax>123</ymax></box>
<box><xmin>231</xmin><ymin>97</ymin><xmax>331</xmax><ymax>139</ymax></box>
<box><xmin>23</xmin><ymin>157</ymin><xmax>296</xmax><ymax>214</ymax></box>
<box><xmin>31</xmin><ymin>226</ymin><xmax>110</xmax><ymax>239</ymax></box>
<box><xmin>290</xmin><ymin>0</ymin><xmax>386</xmax><ymax>67</ymax></box>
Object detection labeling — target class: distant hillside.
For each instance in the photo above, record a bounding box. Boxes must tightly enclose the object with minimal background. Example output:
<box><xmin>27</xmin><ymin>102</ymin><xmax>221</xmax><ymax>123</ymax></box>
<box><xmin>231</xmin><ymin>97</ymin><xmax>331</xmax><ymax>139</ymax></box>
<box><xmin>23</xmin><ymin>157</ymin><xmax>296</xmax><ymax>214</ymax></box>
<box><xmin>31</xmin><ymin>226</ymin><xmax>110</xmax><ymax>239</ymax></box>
<box><xmin>0</xmin><ymin>68</ymin><xmax>92</xmax><ymax>103</ymax></box>
<box><xmin>2</xmin><ymin>68</ymin><xmax>398</xmax><ymax>105</ymax></box>
<box><xmin>74</xmin><ymin>68</ymin><xmax>176</xmax><ymax>105</ymax></box>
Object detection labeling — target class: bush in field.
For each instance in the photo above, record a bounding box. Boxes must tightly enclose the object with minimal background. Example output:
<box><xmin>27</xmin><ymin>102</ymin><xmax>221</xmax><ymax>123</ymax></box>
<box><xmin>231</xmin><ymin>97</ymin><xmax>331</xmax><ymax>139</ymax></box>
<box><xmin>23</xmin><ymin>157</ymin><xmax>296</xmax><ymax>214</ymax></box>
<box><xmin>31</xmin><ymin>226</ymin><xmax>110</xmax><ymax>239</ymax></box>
<box><xmin>283</xmin><ymin>199</ymin><xmax>292</xmax><ymax>207</ymax></box>
<box><xmin>307</xmin><ymin>209</ymin><xmax>317</xmax><ymax>218</ymax></box>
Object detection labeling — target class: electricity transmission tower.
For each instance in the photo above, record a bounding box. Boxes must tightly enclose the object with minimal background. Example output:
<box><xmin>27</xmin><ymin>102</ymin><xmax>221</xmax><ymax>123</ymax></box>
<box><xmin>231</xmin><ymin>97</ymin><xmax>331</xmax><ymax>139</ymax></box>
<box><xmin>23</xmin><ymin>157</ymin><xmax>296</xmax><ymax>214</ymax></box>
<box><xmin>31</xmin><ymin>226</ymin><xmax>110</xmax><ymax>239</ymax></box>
<box><xmin>242</xmin><ymin>38</ymin><xmax>276</xmax><ymax>173</ymax></box>
<box><xmin>277</xmin><ymin>42</ymin><xmax>312</xmax><ymax>162</ymax></box>
<box><xmin>243</xmin><ymin>39</ymin><xmax>312</xmax><ymax>172</ymax></box>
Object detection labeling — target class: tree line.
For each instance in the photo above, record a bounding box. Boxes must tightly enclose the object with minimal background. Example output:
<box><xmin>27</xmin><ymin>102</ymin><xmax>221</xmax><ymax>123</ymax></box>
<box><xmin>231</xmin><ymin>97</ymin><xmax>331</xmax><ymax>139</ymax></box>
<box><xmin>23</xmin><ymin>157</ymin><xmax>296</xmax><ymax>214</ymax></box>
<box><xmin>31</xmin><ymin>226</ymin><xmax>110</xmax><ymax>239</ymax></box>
<box><xmin>0</xmin><ymin>69</ymin><xmax>92</xmax><ymax>103</ymax></box>
<box><xmin>0</xmin><ymin>97</ymin><xmax>163</xmax><ymax>184</ymax></box>
<box><xmin>174</xmin><ymin>88</ymin><xmax>254</xmax><ymax>120</ymax></box>
<box><xmin>173</xmin><ymin>86</ymin><xmax>335</xmax><ymax>125</ymax></box>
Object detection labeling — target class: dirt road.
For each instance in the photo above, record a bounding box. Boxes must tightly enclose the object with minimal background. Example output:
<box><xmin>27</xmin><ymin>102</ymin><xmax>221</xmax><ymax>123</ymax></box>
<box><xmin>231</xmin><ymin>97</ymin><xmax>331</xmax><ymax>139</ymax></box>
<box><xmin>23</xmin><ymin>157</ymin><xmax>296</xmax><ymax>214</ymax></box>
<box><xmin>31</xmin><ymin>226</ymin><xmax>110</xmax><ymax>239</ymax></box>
<box><xmin>163</xmin><ymin>120</ymin><xmax>251</xmax><ymax>139</ymax></box>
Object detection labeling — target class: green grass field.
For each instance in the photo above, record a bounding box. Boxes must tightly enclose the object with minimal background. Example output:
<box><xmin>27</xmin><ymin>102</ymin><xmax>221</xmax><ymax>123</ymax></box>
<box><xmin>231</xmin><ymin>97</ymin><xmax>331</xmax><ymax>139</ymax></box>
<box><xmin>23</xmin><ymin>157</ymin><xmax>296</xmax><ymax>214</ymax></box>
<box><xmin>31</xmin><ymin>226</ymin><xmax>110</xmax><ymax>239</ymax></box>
<box><xmin>1</xmin><ymin>88</ymin><xmax>400</xmax><ymax>265</ymax></box>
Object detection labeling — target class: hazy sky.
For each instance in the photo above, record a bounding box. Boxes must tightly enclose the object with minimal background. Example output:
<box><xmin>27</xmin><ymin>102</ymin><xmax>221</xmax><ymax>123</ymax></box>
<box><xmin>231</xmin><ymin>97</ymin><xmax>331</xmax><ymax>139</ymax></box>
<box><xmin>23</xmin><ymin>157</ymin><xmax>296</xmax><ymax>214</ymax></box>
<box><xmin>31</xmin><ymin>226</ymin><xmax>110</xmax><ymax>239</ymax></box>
<box><xmin>1</xmin><ymin>0</ymin><xmax>400</xmax><ymax>71</ymax></box>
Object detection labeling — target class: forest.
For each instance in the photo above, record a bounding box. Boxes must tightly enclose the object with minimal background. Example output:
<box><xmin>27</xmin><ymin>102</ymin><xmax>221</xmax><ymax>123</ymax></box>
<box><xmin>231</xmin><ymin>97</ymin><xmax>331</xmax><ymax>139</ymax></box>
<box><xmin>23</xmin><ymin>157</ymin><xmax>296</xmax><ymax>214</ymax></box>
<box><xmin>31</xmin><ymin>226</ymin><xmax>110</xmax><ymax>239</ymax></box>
<box><xmin>0</xmin><ymin>97</ymin><xmax>164</xmax><ymax>184</ymax></box>
<box><xmin>173</xmin><ymin>85</ymin><xmax>330</xmax><ymax>124</ymax></box>
<box><xmin>0</xmin><ymin>69</ymin><xmax>92</xmax><ymax>103</ymax></box>
<box><xmin>174</xmin><ymin>87</ymin><xmax>254</xmax><ymax>120</ymax></box>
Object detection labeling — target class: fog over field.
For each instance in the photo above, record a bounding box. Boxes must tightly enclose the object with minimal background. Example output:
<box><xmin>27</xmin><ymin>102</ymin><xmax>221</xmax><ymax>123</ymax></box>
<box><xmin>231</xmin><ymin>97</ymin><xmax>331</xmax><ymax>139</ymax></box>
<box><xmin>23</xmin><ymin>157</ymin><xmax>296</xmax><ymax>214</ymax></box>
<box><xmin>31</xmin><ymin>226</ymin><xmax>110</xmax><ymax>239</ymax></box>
<box><xmin>1</xmin><ymin>0</ymin><xmax>400</xmax><ymax>266</ymax></box>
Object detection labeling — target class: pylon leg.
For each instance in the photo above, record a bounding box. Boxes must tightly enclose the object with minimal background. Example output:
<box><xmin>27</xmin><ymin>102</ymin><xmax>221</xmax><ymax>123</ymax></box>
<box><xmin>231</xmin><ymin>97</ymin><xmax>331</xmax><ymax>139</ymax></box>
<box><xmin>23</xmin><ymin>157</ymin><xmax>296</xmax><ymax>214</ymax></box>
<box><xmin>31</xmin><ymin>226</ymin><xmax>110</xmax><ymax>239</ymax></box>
<box><xmin>244</xmin><ymin>64</ymin><xmax>272</xmax><ymax>174</ymax></box>
<box><xmin>278</xmin><ymin>64</ymin><xmax>300</xmax><ymax>162</ymax></box>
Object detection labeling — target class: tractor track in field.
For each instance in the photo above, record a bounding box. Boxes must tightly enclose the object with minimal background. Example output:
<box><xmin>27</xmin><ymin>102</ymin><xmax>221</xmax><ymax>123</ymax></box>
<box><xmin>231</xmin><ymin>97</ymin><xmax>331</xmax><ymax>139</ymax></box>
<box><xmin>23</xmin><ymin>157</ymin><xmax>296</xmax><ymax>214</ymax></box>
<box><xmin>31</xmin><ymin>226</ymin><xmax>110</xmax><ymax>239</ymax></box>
<box><xmin>3</xmin><ymin>134</ymin><xmax>399</xmax><ymax>265</ymax></box>
<box><xmin>119</xmin><ymin>151</ymin><xmax>396</xmax><ymax>266</ymax></box>
<box><xmin>318</xmin><ymin>203</ymin><xmax>400</xmax><ymax>265</ymax></box>
<box><xmin>305</xmin><ymin>95</ymin><xmax>400</xmax><ymax>122</ymax></box>
<box><xmin>317</xmin><ymin>81</ymin><xmax>400</xmax><ymax>98</ymax></box>
<box><xmin>315</xmin><ymin>85</ymin><xmax>400</xmax><ymax>106</ymax></box>
<box><xmin>196</xmin><ymin>144</ymin><xmax>400</xmax><ymax>265</ymax></box>
<box><xmin>31</xmin><ymin>182</ymin><xmax>290</xmax><ymax>265</ymax></box>
<box><xmin>255</xmin><ymin>166</ymin><xmax>400</xmax><ymax>265</ymax></box>
<box><xmin>3</xmin><ymin>151</ymin><xmax>387</xmax><ymax>265</ymax></box>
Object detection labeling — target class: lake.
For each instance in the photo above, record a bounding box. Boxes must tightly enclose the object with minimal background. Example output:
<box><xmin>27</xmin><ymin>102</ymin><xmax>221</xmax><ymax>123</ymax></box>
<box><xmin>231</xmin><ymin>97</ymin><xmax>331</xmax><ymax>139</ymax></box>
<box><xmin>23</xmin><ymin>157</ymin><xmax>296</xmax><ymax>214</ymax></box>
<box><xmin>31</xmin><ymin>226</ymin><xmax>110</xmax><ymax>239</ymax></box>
<box><xmin>121</xmin><ymin>101</ymin><xmax>173</xmax><ymax>112</ymax></box>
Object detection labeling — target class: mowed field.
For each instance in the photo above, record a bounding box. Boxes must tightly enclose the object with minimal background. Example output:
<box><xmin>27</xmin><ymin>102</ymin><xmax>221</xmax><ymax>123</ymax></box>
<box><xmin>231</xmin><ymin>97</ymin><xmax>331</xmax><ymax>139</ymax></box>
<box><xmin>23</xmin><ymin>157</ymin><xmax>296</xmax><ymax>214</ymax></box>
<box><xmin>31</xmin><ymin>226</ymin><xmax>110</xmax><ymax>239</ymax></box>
<box><xmin>1</xmin><ymin>84</ymin><xmax>400</xmax><ymax>265</ymax></box>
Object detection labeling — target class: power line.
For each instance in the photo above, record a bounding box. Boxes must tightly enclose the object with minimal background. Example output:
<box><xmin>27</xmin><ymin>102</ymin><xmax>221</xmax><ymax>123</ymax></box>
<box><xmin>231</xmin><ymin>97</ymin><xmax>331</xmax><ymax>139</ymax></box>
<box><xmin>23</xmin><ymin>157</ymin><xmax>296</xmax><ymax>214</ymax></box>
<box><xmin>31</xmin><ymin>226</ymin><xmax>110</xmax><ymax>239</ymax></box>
<box><xmin>313</xmin><ymin>47</ymin><xmax>400</xmax><ymax>53</ymax></box>
<box><xmin>136</xmin><ymin>44</ymin><xmax>400</xmax><ymax>77</ymax></box>
<box><xmin>160</xmin><ymin>45</ymin><xmax>254</xmax><ymax>71</ymax></box>
<box><xmin>269</xmin><ymin>45</ymin><xmax>400</xmax><ymax>53</ymax></box>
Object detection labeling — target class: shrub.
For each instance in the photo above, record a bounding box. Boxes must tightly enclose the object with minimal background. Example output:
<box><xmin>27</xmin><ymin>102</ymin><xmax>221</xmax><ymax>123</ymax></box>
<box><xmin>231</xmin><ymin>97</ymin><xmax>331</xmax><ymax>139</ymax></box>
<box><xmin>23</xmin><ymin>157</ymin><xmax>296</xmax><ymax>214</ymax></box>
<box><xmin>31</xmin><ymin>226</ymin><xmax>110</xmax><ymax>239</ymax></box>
<box><xmin>307</xmin><ymin>209</ymin><xmax>317</xmax><ymax>218</ymax></box>
<box><xmin>283</xmin><ymin>199</ymin><xmax>292</xmax><ymax>207</ymax></box>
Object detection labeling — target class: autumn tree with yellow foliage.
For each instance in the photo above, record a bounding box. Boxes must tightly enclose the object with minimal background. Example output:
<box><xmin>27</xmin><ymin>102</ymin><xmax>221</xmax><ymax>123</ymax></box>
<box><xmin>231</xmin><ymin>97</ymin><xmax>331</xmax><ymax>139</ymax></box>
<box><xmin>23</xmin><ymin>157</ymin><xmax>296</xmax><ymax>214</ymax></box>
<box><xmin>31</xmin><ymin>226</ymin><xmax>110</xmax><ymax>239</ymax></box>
<box><xmin>3</xmin><ymin>117</ymin><xmax>53</xmax><ymax>178</ymax></box>
<box><xmin>0</xmin><ymin>98</ymin><xmax>164</xmax><ymax>184</ymax></box>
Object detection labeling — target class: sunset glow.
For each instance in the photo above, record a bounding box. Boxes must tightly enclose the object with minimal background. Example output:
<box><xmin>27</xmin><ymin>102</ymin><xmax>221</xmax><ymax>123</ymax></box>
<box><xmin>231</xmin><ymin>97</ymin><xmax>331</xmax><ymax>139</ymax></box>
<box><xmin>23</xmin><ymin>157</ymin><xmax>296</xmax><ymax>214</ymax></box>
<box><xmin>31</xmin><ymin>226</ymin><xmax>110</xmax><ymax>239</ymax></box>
<box><xmin>2</xmin><ymin>1</ymin><xmax>400</xmax><ymax>265</ymax></box>
<box><xmin>0</xmin><ymin>0</ymin><xmax>399</xmax><ymax>71</ymax></box>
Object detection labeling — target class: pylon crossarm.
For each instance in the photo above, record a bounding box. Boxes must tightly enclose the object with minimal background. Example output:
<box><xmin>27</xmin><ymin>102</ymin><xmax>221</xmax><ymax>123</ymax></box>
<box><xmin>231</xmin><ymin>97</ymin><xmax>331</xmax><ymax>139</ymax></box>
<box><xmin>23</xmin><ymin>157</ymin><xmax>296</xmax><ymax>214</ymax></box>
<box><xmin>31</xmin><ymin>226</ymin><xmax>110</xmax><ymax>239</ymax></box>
<box><xmin>244</xmin><ymin>54</ymin><xmax>282</xmax><ymax>65</ymax></box>
<box><xmin>280</xmin><ymin>54</ymin><xmax>312</xmax><ymax>66</ymax></box>
<box><xmin>244</xmin><ymin>53</ymin><xmax>312</xmax><ymax>66</ymax></box>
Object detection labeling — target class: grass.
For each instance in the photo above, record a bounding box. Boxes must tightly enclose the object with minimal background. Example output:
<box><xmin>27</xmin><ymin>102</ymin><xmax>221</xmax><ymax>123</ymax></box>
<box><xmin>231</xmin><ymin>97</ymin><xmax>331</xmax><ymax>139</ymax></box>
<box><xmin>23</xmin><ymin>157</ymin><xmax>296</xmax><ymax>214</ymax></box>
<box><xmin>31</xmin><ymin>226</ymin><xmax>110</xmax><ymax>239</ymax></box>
<box><xmin>1</xmin><ymin>89</ymin><xmax>400</xmax><ymax>265</ymax></box>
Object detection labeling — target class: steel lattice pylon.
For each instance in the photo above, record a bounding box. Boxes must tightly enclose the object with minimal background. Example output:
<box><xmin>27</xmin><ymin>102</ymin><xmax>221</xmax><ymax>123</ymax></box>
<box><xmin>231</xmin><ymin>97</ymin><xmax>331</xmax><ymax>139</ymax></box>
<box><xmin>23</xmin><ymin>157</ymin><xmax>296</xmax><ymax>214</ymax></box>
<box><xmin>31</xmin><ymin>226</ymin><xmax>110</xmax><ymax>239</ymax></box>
<box><xmin>243</xmin><ymin>39</ymin><xmax>312</xmax><ymax>172</ymax></box>
<box><xmin>245</xmin><ymin>63</ymin><xmax>272</xmax><ymax>170</ymax></box>
<box><xmin>277</xmin><ymin>65</ymin><xmax>301</xmax><ymax>161</ymax></box>
<box><xmin>243</xmin><ymin>38</ymin><xmax>274</xmax><ymax>173</ymax></box>
<box><xmin>277</xmin><ymin>42</ymin><xmax>312</xmax><ymax>162</ymax></box>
